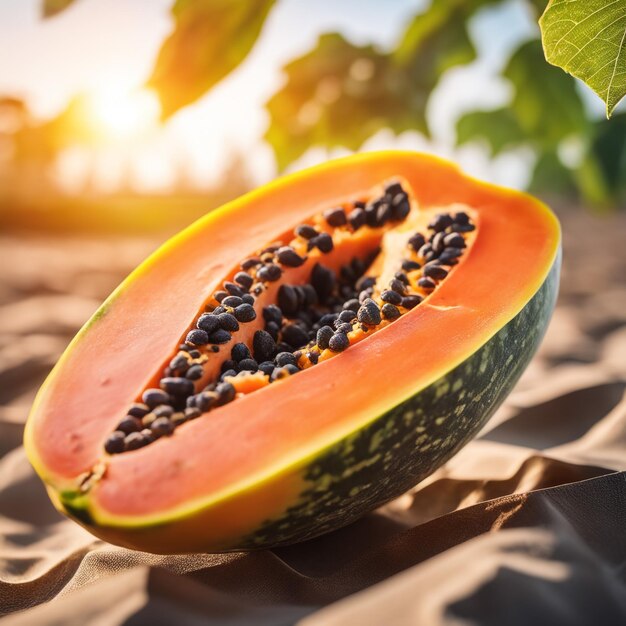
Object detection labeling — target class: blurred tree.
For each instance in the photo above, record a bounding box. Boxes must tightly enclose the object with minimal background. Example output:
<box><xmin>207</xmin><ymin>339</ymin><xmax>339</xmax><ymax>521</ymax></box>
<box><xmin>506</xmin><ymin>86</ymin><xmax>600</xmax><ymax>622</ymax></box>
<box><xmin>43</xmin><ymin>0</ymin><xmax>625</xmax><ymax>207</ymax></box>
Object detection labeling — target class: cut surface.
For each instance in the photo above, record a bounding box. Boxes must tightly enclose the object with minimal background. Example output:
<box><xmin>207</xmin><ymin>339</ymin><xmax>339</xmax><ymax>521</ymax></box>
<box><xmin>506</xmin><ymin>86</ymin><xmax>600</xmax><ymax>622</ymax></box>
<box><xmin>25</xmin><ymin>151</ymin><xmax>560</xmax><ymax>548</ymax></box>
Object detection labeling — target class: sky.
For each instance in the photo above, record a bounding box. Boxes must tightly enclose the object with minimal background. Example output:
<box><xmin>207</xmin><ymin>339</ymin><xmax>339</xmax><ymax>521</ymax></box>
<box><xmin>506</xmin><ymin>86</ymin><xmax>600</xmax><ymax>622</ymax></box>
<box><xmin>0</xmin><ymin>0</ymin><xmax>551</xmax><ymax>193</ymax></box>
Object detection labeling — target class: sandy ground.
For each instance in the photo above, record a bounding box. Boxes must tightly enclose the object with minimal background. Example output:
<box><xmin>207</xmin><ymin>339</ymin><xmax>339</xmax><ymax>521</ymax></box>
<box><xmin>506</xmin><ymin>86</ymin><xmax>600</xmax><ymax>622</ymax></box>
<box><xmin>0</xmin><ymin>208</ymin><xmax>625</xmax><ymax>624</ymax></box>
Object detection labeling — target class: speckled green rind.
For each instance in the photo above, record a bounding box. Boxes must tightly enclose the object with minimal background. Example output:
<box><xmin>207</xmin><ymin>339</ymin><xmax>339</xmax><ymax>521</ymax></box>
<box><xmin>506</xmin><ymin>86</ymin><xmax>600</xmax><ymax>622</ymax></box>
<box><xmin>239</xmin><ymin>253</ymin><xmax>560</xmax><ymax>549</ymax></box>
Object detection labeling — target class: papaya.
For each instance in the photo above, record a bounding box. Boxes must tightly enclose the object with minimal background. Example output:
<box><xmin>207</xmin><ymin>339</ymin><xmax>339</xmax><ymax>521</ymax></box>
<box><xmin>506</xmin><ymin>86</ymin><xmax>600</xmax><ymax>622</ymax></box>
<box><xmin>24</xmin><ymin>151</ymin><xmax>560</xmax><ymax>554</ymax></box>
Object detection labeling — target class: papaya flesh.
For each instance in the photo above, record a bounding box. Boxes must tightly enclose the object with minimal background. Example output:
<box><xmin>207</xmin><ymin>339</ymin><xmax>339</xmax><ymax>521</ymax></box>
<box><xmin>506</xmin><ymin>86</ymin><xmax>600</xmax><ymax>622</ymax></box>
<box><xmin>24</xmin><ymin>151</ymin><xmax>560</xmax><ymax>554</ymax></box>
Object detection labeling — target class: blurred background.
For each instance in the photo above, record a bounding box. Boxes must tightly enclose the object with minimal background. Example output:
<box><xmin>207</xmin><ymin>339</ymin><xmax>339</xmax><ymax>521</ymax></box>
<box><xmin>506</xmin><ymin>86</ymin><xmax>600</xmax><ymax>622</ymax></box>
<box><xmin>1</xmin><ymin>2</ymin><xmax>626</xmax><ymax>620</ymax></box>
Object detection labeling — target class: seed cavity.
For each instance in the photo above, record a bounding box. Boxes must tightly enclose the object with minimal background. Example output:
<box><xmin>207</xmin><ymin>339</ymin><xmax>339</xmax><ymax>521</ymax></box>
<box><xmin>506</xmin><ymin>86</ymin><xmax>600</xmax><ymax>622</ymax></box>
<box><xmin>105</xmin><ymin>181</ymin><xmax>475</xmax><ymax>453</ymax></box>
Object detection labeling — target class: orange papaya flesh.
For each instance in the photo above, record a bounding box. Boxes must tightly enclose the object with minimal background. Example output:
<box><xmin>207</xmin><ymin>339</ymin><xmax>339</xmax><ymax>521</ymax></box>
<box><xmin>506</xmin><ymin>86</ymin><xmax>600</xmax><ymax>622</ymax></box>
<box><xmin>24</xmin><ymin>151</ymin><xmax>560</xmax><ymax>553</ymax></box>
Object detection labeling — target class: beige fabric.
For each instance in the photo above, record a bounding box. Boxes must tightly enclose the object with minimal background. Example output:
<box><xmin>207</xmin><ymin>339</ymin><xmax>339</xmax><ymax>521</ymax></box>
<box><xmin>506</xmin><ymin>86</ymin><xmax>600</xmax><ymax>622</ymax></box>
<box><xmin>0</xmin><ymin>209</ymin><xmax>625</xmax><ymax>625</ymax></box>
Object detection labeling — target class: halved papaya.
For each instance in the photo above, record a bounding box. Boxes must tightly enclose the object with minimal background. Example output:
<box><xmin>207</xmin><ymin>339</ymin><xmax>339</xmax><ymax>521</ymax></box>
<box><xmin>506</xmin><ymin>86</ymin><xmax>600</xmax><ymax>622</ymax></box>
<box><xmin>24</xmin><ymin>151</ymin><xmax>560</xmax><ymax>554</ymax></box>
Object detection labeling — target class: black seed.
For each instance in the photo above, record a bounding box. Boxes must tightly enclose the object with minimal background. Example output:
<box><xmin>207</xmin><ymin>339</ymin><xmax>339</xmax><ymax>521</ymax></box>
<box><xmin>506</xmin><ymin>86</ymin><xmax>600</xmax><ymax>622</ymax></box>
<box><xmin>170</xmin><ymin>412</ymin><xmax>187</xmax><ymax>426</ymax></box>
<box><xmin>418</xmin><ymin>243</ymin><xmax>433</xmax><ymax>258</ymax></box>
<box><xmin>266</xmin><ymin>321</ymin><xmax>280</xmax><ymax>340</ymax></box>
<box><xmin>169</xmin><ymin>354</ymin><xmax>189</xmax><ymax>373</ymax></box>
<box><xmin>210</xmin><ymin>345</ymin><xmax>219</xmax><ymax>353</ymax></box>
<box><xmin>184</xmin><ymin>407</ymin><xmax>201</xmax><ymax>420</ymax></box>
<box><xmin>423</xmin><ymin>263</ymin><xmax>449</xmax><ymax>280</ymax></box>
<box><xmin>253</xmin><ymin>285</ymin><xmax>264</xmax><ymax>296</ymax></box>
<box><xmin>364</xmin><ymin>200</ymin><xmax>380</xmax><ymax>227</ymax></box>
<box><xmin>217</xmin><ymin>312</ymin><xmax>239</xmax><ymax>332</ymax></box>
<box><xmin>440</xmin><ymin>246</ymin><xmax>464</xmax><ymax>259</ymax></box>
<box><xmin>401</xmin><ymin>294</ymin><xmax>422</xmax><ymax>309</ymax></box>
<box><xmin>160</xmin><ymin>377</ymin><xmax>195</xmax><ymax>396</ymax></box>
<box><xmin>401</xmin><ymin>259</ymin><xmax>421</xmax><ymax>272</ymax></box>
<box><xmin>238</xmin><ymin>358</ymin><xmax>259</xmax><ymax>372</ymax></box>
<box><xmin>221</xmin><ymin>295</ymin><xmax>243</xmax><ymax>308</ymax></box>
<box><xmin>151</xmin><ymin>417</ymin><xmax>174</xmax><ymax>437</ymax></box>
<box><xmin>338</xmin><ymin>309</ymin><xmax>357</xmax><ymax>323</ymax></box>
<box><xmin>324</xmin><ymin>207</ymin><xmax>347</xmax><ymax>227</ymax></box>
<box><xmin>124</xmin><ymin>432</ymin><xmax>147</xmax><ymax>451</ymax></box>
<box><xmin>275</xmin><ymin>352</ymin><xmax>297</xmax><ymax>367</ymax></box>
<box><xmin>443</xmin><ymin>233</ymin><xmax>466</xmax><ymax>248</ymax></box>
<box><xmin>284</xmin><ymin>364</ymin><xmax>300</xmax><ymax>375</ymax></box>
<box><xmin>224</xmin><ymin>282</ymin><xmax>245</xmax><ymax>297</ymax></box>
<box><xmin>358</xmin><ymin>289</ymin><xmax>373</xmax><ymax>303</ymax></box>
<box><xmin>221</xmin><ymin>369</ymin><xmax>237</xmax><ymax>380</ymax></box>
<box><xmin>141</xmin><ymin>412</ymin><xmax>156</xmax><ymax>427</ymax></box>
<box><xmin>451</xmin><ymin>222</ymin><xmax>475</xmax><ymax>233</ymax></box>
<box><xmin>263</xmin><ymin>304</ymin><xmax>283</xmax><ymax>326</ymax></box>
<box><xmin>310</xmin><ymin>232</ymin><xmax>333</xmax><ymax>253</ymax></box>
<box><xmin>258</xmin><ymin>361</ymin><xmax>275</xmax><ymax>375</ymax></box>
<box><xmin>318</xmin><ymin>313</ymin><xmax>338</xmax><ymax>327</ymax></box>
<box><xmin>408</xmin><ymin>233</ymin><xmax>426</xmax><ymax>251</ymax></box>
<box><xmin>316</xmin><ymin>325</ymin><xmax>334</xmax><ymax>350</ymax></box>
<box><xmin>334</xmin><ymin>322</ymin><xmax>352</xmax><ymax>334</ymax></box>
<box><xmin>453</xmin><ymin>211</ymin><xmax>470</xmax><ymax>225</ymax></box>
<box><xmin>153</xmin><ymin>404</ymin><xmax>174</xmax><ymax>417</ymax></box>
<box><xmin>117</xmin><ymin>416</ymin><xmax>142</xmax><ymax>435</ymax></box>
<box><xmin>357</xmin><ymin>298</ymin><xmax>381</xmax><ymax>326</ymax></box>
<box><xmin>381</xmin><ymin>289</ymin><xmax>402</xmax><ymax>305</ymax></box>
<box><xmin>209</xmin><ymin>328</ymin><xmax>232</xmax><ymax>344</ymax></box>
<box><xmin>185</xmin><ymin>364</ymin><xmax>204</xmax><ymax>380</ymax></box>
<box><xmin>186</xmin><ymin>329</ymin><xmax>209</xmax><ymax>346</ymax></box>
<box><xmin>189</xmin><ymin>349</ymin><xmax>201</xmax><ymax>359</ymax></box>
<box><xmin>311</xmin><ymin>263</ymin><xmax>336</xmax><ymax>303</ymax></box>
<box><xmin>348</xmin><ymin>208</ymin><xmax>366</xmax><ymax>230</ymax></box>
<box><xmin>340</xmin><ymin>264</ymin><xmax>355</xmax><ymax>283</ymax></box>
<box><xmin>253</xmin><ymin>330</ymin><xmax>277</xmax><ymax>362</ymax></box>
<box><xmin>329</xmin><ymin>332</ymin><xmax>350</xmax><ymax>352</ymax></box>
<box><xmin>196</xmin><ymin>314</ymin><xmax>220</xmax><ymax>333</ymax></box>
<box><xmin>295</xmin><ymin>224</ymin><xmax>318</xmax><ymax>239</ymax></box>
<box><xmin>215</xmin><ymin>290</ymin><xmax>231</xmax><ymax>303</ymax></box>
<box><xmin>391</xmin><ymin>194</ymin><xmax>410</xmax><ymax>221</ymax></box>
<box><xmin>141</xmin><ymin>428</ymin><xmax>156</xmax><ymax>444</ymax></box>
<box><xmin>431</xmin><ymin>231</ymin><xmax>446</xmax><ymax>253</ymax></box>
<box><xmin>215</xmin><ymin>382</ymin><xmax>236</xmax><ymax>405</ymax></box>
<box><xmin>234</xmin><ymin>303</ymin><xmax>256</xmax><ymax>323</ymax></box>
<box><xmin>260</xmin><ymin>252</ymin><xmax>275</xmax><ymax>264</ymax></box>
<box><xmin>307</xmin><ymin>351</ymin><xmax>319</xmax><ymax>364</ymax></box>
<box><xmin>233</xmin><ymin>271</ymin><xmax>253</xmax><ymax>289</ymax></box>
<box><xmin>221</xmin><ymin>359</ymin><xmax>237</xmax><ymax>374</ymax></box>
<box><xmin>282</xmin><ymin>323</ymin><xmax>309</xmax><ymax>348</ymax></box>
<box><xmin>278</xmin><ymin>285</ymin><xmax>299</xmax><ymax>316</ymax></box>
<box><xmin>376</xmin><ymin>202</ymin><xmax>392</xmax><ymax>225</ymax></box>
<box><xmin>105</xmin><ymin>431</ymin><xmax>126</xmax><ymax>454</ymax></box>
<box><xmin>142</xmin><ymin>388</ymin><xmax>171</xmax><ymax>409</ymax></box>
<box><xmin>241</xmin><ymin>257</ymin><xmax>260</xmax><ymax>270</ymax></box>
<box><xmin>195</xmin><ymin>391</ymin><xmax>218</xmax><ymax>412</ymax></box>
<box><xmin>392</xmin><ymin>273</ymin><xmax>408</xmax><ymax>287</ymax></box>
<box><xmin>428</xmin><ymin>213</ymin><xmax>454</xmax><ymax>232</ymax></box>
<box><xmin>389</xmin><ymin>278</ymin><xmax>407</xmax><ymax>295</ymax></box>
<box><xmin>381</xmin><ymin>303</ymin><xmax>401</xmax><ymax>320</ymax></box>
<box><xmin>213</xmin><ymin>306</ymin><xmax>226</xmax><ymax>315</ymax></box>
<box><xmin>231</xmin><ymin>342</ymin><xmax>251</xmax><ymax>362</ymax></box>
<box><xmin>178</xmin><ymin>344</ymin><xmax>192</xmax><ymax>352</ymax></box>
<box><xmin>242</xmin><ymin>294</ymin><xmax>255</xmax><ymax>305</ymax></box>
<box><xmin>418</xmin><ymin>277</ymin><xmax>436</xmax><ymax>290</ymax></box>
<box><xmin>342</xmin><ymin>298</ymin><xmax>360</xmax><ymax>313</ymax></box>
<box><xmin>355</xmin><ymin>275</ymin><xmax>376</xmax><ymax>291</ymax></box>
<box><xmin>127</xmin><ymin>403</ymin><xmax>150</xmax><ymax>418</ymax></box>
<box><xmin>261</xmin><ymin>244</ymin><xmax>281</xmax><ymax>255</ymax></box>
<box><xmin>257</xmin><ymin>263</ymin><xmax>282</xmax><ymax>282</ymax></box>
<box><xmin>277</xmin><ymin>246</ymin><xmax>306</xmax><ymax>267</ymax></box>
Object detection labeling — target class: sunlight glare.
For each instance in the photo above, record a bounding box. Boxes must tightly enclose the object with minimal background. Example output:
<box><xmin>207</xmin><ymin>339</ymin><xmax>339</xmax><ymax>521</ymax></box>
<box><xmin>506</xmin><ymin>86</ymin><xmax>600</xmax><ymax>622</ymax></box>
<box><xmin>89</xmin><ymin>88</ymin><xmax>160</xmax><ymax>139</ymax></box>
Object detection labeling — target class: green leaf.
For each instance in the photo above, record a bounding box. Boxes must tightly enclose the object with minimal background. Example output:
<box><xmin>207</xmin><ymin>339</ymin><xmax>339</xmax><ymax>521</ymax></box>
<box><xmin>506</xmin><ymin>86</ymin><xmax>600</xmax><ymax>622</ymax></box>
<box><xmin>42</xmin><ymin>0</ymin><xmax>77</xmax><ymax>18</ymax></box>
<box><xmin>266</xmin><ymin>0</ymin><xmax>487</xmax><ymax>171</ymax></box>
<box><xmin>265</xmin><ymin>34</ymin><xmax>406</xmax><ymax>171</ymax></box>
<box><xmin>527</xmin><ymin>150</ymin><xmax>578</xmax><ymax>197</ymax></box>
<box><xmin>540</xmin><ymin>0</ymin><xmax>626</xmax><ymax>116</ymax></box>
<box><xmin>456</xmin><ymin>108</ymin><xmax>526</xmax><ymax>156</ymax></box>
<box><xmin>148</xmin><ymin>0</ymin><xmax>275</xmax><ymax>119</ymax></box>
<box><xmin>504</xmin><ymin>39</ymin><xmax>588</xmax><ymax>145</ymax></box>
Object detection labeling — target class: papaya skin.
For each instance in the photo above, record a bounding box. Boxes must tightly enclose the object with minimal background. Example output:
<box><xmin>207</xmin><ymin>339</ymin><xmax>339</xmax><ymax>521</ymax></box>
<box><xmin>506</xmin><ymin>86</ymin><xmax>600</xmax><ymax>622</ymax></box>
<box><xmin>24</xmin><ymin>151</ymin><xmax>560</xmax><ymax>553</ymax></box>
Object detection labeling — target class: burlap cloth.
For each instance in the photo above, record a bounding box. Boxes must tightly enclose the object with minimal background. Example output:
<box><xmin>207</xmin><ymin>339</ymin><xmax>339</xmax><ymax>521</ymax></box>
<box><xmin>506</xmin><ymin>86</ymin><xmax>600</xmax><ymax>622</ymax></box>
<box><xmin>0</xmin><ymin>209</ymin><xmax>624</xmax><ymax>625</ymax></box>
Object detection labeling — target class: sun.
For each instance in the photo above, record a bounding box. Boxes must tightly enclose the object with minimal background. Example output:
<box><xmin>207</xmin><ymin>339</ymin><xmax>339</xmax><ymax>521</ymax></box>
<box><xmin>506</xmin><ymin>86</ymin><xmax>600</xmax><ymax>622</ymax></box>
<box><xmin>88</xmin><ymin>88</ymin><xmax>160</xmax><ymax>139</ymax></box>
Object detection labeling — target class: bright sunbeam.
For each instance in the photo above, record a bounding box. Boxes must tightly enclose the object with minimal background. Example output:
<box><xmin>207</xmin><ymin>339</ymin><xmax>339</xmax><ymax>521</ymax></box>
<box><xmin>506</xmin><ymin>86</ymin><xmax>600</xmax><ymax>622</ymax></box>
<box><xmin>88</xmin><ymin>88</ymin><xmax>160</xmax><ymax>139</ymax></box>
